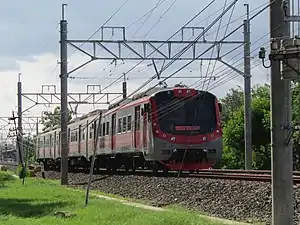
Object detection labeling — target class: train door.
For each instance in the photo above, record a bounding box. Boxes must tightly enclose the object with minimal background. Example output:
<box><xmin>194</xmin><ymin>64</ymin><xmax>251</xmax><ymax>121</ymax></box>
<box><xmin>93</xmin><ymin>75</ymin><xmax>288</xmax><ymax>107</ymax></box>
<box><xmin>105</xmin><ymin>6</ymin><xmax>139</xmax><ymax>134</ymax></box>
<box><xmin>111</xmin><ymin>113</ymin><xmax>116</xmax><ymax>150</ymax></box>
<box><xmin>142</xmin><ymin>104</ymin><xmax>149</xmax><ymax>148</ymax></box>
<box><xmin>134</xmin><ymin>106</ymin><xmax>141</xmax><ymax>148</ymax></box>
<box><xmin>78</xmin><ymin>125</ymin><xmax>81</xmax><ymax>154</ymax></box>
<box><xmin>54</xmin><ymin>132</ymin><xmax>56</xmax><ymax>158</ymax></box>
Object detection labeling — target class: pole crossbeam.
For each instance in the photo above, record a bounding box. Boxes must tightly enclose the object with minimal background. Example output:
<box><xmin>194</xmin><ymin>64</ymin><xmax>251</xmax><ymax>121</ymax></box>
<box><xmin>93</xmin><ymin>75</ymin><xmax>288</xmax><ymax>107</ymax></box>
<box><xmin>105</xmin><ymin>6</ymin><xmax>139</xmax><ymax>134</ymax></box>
<box><xmin>66</xmin><ymin>39</ymin><xmax>244</xmax><ymax>61</ymax></box>
<box><xmin>21</xmin><ymin>92</ymin><xmax>121</xmax><ymax>108</ymax></box>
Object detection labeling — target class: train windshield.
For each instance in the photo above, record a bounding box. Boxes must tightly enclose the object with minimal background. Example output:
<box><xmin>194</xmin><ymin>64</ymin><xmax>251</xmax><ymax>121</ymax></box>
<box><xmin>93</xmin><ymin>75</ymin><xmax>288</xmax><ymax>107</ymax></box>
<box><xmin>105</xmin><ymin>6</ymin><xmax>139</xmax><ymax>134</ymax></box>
<box><xmin>154</xmin><ymin>90</ymin><xmax>217</xmax><ymax>135</ymax></box>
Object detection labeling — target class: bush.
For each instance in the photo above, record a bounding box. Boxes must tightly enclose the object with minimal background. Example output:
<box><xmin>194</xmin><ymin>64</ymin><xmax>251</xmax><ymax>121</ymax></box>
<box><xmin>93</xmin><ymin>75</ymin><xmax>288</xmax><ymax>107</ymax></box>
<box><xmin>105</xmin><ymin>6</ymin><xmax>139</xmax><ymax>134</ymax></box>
<box><xmin>0</xmin><ymin>172</ymin><xmax>14</xmax><ymax>186</ymax></box>
<box><xmin>15</xmin><ymin>165</ymin><xmax>37</xmax><ymax>179</ymax></box>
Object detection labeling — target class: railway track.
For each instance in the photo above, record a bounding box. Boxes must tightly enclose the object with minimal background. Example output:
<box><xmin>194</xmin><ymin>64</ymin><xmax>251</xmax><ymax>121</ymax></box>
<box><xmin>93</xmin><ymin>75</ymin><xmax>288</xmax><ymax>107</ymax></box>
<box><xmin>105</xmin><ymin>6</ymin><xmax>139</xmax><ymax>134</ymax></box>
<box><xmin>2</xmin><ymin>161</ymin><xmax>300</xmax><ymax>183</ymax></box>
<box><xmin>189</xmin><ymin>171</ymin><xmax>300</xmax><ymax>183</ymax></box>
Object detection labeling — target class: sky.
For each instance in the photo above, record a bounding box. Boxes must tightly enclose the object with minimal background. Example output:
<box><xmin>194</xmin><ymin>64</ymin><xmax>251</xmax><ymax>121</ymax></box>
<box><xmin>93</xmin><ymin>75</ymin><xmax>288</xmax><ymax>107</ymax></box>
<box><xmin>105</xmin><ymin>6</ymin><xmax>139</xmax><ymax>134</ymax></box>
<box><xmin>0</xmin><ymin>0</ymin><xmax>281</xmax><ymax>138</ymax></box>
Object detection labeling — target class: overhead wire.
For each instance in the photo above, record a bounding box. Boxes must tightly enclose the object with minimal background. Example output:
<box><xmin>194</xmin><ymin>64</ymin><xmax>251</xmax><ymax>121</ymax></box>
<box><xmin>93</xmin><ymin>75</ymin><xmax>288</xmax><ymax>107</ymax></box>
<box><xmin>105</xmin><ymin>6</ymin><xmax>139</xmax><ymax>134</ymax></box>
<box><xmin>203</xmin><ymin>0</ymin><xmax>236</xmax><ymax>90</ymax></box>
<box><xmin>40</xmin><ymin>0</ymin><xmax>274</xmax><ymax>143</ymax></box>
<box><xmin>74</xmin><ymin>0</ymin><xmax>169</xmax><ymax>82</ymax></box>
<box><xmin>201</xmin><ymin>0</ymin><xmax>229</xmax><ymax>90</ymax></box>
<box><xmin>98</xmin><ymin>0</ymin><xmax>216</xmax><ymax>92</ymax></box>
<box><xmin>113</xmin><ymin>1</ymin><xmax>276</xmax><ymax>123</ymax></box>
<box><xmin>91</xmin><ymin>0</ymin><xmax>272</xmax><ymax>113</ymax></box>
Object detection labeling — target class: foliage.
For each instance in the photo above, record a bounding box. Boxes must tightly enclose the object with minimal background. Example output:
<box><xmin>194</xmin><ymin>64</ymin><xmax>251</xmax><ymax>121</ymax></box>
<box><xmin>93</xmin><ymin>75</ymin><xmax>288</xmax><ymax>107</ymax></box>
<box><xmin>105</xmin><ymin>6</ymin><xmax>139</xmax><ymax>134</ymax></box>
<box><xmin>23</xmin><ymin>136</ymin><xmax>36</xmax><ymax>164</ymax></box>
<box><xmin>0</xmin><ymin>172</ymin><xmax>14</xmax><ymax>187</ymax></box>
<box><xmin>220</xmin><ymin>83</ymin><xmax>300</xmax><ymax>170</ymax></box>
<box><xmin>292</xmin><ymin>83</ymin><xmax>300</xmax><ymax>169</ymax></box>
<box><xmin>220</xmin><ymin>84</ymin><xmax>271</xmax><ymax>169</ymax></box>
<box><xmin>41</xmin><ymin>106</ymin><xmax>72</xmax><ymax>131</ymax></box>
<box><xmin>219</xmin><ymin>86</ymin><xmax>243</xmax><ymax>125</ymax></box>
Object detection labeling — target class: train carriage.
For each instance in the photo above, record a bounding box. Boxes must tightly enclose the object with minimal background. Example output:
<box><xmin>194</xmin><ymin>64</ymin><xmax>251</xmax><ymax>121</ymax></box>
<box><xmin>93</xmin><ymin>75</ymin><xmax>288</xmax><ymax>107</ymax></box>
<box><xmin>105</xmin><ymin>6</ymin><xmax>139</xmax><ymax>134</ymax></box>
<box><xmin>36</xmin><ymin>86</ymin><xmax>223</xmax><ymax>173</ymax></box>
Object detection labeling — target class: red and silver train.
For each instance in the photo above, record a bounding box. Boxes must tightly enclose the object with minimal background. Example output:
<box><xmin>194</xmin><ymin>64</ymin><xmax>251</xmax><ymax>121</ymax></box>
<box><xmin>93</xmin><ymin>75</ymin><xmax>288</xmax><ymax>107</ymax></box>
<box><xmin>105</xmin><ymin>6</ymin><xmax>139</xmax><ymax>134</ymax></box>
<box><xmin>36</xmin><ymin>86</ymin><xmax>223</xmax><ymax>173</ymax></box>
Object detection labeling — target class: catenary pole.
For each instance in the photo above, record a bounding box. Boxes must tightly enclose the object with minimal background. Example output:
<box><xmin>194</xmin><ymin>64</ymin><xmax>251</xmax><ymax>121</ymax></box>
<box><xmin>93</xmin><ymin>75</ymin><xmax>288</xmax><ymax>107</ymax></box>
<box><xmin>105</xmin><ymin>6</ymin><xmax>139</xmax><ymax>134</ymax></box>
<box><xmin>270</xmin><ymin>0</ymin><xmax>293</xmax><ymax>224</ymax></box>
<box><xmin>17</xmin><ymin>72</ymin><xmax>23</xmax><ymax>166</ymax></box>
<box><xmin>244</xmin><ymin>4</ymin><xmax>252</xmax><ymax>170</ymax></box>
<box><xmin>60</xmin><ymin>3</ymin><xmax>69</xmax><ymax>185</ymax></box>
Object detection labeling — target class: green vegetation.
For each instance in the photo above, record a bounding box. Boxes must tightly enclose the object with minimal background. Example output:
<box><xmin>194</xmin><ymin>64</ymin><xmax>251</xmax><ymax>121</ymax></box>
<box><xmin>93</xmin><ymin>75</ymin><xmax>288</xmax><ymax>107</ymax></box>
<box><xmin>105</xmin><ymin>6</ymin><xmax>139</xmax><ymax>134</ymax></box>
<box><xmin>0</xmin><ymin>172</ymin><xmax>14</xmax><ymax>187</ymax></box>
<box><xmin>0</xmin><ymin>173</ymin><xmax>234</xmax><ymax>225</ymax></box>
<box><xmin>41</xmin><ymin>106</ymin><xmax>72</xmax><ymax>131</ymax></box>
<box><xmin>219</xmin><ymin>83</ymin><xmax>300</xmax><ymax>170</ymax></box>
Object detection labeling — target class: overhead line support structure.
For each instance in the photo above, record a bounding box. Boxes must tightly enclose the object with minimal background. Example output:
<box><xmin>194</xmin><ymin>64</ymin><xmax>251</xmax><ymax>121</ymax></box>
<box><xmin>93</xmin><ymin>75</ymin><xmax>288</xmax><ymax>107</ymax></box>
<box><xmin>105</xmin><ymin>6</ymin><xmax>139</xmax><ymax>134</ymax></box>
<box><xmin>17</xmin><ymin>73</ymin><xmax>23</xmax><ymax>166</ymax></box>
<box><xmin>20</xmin><ymin>84</ymin><xmax>122</xmax><ymax>114</ymax></box>
<box><xmin>258</xmin><ymin>0</ymin><xmax>298</xmax><ymax>224</ymax></box>
<box><xmin>243</xmin><ymin>4</ymin><xmax>252</xmax><ymax>170</ymax></box>
<box><xmin>59</xmin><ymin>1</ymin><xmax>244</xmax><ymax>185</ymax></box>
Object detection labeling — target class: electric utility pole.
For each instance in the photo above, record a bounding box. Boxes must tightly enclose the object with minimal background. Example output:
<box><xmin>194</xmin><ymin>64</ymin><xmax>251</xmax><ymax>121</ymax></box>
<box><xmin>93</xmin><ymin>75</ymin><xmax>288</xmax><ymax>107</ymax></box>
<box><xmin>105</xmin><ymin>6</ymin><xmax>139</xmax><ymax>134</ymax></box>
<box><xmin>268</xmin><ymin>0</ymin><xmax>293</xmax><ymax>223</ymax></box>
<box><xmin>60</xmin><ymin>4</ymin><xmax>68</xmax><ymax>185</ymax></box>
<box><xmin>17</xmin><ymin>73</ymin><xmax>23</xmax><ymax>166</ymax></box>
<box><xmin>244</xmin><ymin>4</ymin><xmax>252</xmax><ymax>170</ymax></box>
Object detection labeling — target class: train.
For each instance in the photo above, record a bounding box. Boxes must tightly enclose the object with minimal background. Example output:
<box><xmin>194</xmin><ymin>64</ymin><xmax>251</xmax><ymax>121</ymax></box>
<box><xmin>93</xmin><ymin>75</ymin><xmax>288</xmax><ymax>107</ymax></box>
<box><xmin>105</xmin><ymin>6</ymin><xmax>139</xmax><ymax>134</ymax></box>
<box><xmin>36</xmin><ymin>86</ymin><xmax>223</xmax><ymax>174</ymax></box>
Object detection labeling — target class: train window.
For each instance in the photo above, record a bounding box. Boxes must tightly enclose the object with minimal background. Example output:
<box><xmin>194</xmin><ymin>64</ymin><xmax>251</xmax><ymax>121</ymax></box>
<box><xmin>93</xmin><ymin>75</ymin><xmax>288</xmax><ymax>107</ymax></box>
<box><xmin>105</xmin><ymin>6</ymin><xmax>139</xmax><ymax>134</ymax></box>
<box><xmin>122</xmin><ymin>117</ymin><xmax>127</xmax><ymax>132</ymax></box>
<box><xmin>71</xmin><ymin>131</ymin><xmax>75</xmax><ymax>142</ymax></box>
<box><xmin>89</xmin><ymin>125</ymin><xmax>93</xmax><ymax>139</ymax></box>
<box><xmin>45</xmin><ymin>137</ymin><xmax>49</xmax><ymax>148</ymax></box>
<box><xmin>93</xmin><ymin>121</ymin><xmax>97</xmax><ymax>137</ymax></box>
<box><xmin>82</xmin><ymin>129</ymin><xmax>85</xmax><ymax>140</ymax></box>
<box><xmin>75</xmin><ymin>130</ymin><xmax>78</xmax><ymax>142</ymax></box>
<box><xmin>111</xmin><ymin>114</ymin><xmax>116</xmax><ymax>136</ymax></box>
<box><xmin>39</xmin><ymin>138</ymin><xmax>44</xmax><ymax>148</ymax></box>
<box><xmin>118</xmin><ymin>118</ymin><xmax>122</xmax><ymax>133</ymax></box>
<box><xmin>50</xmin><ymin>134</ymin><xmax>52</xmax><ymax>147</ymax></box>
<box><xmin>135</xmin><ymin>106</ymin><xmax>141</xmax><ymax>131</ymax></box>
<box><xmin>68</xmin><ymin>128</ymin><xmax>70</xmax><ymax>143</ymax></box>
<box><xmin>99</xmin><ymin>124</ymin><xmax>102</xmax><ymax>136</ymax></box>
<box><xmin>127</xmin><ymin>115</ymin><xmax>132</xmax><ymax>131</ymax></box>
<box><xmin>103</xmin><ymin>123</ymin><xmax>106</xmax><ymax>136</ymax></box>
<box><xmin>106</xmin><ymin>121</ymin><xmax>109</xmax><ymax>135</ymax></box>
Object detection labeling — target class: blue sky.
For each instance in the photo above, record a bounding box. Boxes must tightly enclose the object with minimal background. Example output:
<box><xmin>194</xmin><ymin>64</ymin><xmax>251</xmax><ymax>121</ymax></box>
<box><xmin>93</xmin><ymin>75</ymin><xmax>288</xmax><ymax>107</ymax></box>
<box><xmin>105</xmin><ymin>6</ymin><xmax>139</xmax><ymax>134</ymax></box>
<box><xmin>0</xmin><ymin>0</ymin><xmax>275</xmax><ymax>136</ymax></box>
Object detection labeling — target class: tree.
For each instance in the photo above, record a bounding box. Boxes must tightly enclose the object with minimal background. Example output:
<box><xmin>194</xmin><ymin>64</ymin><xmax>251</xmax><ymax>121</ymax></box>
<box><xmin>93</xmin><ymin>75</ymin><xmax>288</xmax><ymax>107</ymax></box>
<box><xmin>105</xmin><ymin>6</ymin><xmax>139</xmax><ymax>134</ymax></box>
<box><xmin>41</xmin><ymin>106</ymin><xmax>72</xmax><ymax>131</ymax></box>
<box><xmin>292</xmin><ymin>83</ymin><xmax>300</xmax><ymax>169</ymax></box>
<box><xmin>220</xmin><ymin>84</ymin><xmax>271</xmax><ymax>169</ymax></box>
<box><xmin>23</xmin><ymin>135</ymin><xmax>36</xmax><ymax>164</ymax></box>
<box><xmin>219</xmin><ymin>86</ymin><xmax>243</xmax><ymax>124</ymax></box>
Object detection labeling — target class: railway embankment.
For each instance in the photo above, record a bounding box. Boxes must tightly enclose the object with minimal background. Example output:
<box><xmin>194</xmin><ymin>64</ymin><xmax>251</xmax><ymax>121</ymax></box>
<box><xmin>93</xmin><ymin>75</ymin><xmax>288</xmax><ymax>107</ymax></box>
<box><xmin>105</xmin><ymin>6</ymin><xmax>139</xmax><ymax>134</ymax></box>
<box><xmin>36</xmin><ymin>170</ymin><xmax>300</xmax><ymax>224</ymax></box>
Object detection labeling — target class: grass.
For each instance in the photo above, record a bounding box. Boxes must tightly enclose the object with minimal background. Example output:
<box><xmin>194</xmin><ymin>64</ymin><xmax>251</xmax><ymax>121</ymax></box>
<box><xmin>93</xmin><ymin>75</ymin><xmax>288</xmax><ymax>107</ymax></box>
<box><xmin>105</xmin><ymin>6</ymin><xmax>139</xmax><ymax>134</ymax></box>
<box><xmin>0</xmin><ymin>172</ymin><xmax>245</xmax><ymax>225</ymax></box>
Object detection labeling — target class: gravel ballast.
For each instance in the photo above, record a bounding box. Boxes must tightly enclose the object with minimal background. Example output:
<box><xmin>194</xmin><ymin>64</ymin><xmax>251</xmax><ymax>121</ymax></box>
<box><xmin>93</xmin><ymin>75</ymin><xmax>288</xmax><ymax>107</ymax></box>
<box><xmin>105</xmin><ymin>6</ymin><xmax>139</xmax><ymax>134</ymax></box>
<box><xmin>36</xmin><ymin>171</ymin><xmax>300</xmax><ymax>224</ymax></box>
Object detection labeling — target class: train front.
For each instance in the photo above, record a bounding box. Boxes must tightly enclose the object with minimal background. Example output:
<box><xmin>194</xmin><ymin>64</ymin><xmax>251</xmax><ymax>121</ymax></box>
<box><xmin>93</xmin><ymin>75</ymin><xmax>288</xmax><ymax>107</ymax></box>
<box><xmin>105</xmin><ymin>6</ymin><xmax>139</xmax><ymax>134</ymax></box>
<box><xmin>149</xmin><ymin>87</ymin><xmax>222</xmax><ymax>171</ymax></box>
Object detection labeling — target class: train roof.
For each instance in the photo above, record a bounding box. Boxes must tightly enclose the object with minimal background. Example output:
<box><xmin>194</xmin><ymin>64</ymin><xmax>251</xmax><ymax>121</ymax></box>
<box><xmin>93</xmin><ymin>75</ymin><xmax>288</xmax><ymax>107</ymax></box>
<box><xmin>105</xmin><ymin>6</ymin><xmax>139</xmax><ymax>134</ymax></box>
<box><xmin>40</xmin><ymin>109</ymin><xmax>108</xmax><ymax>134</ymax></box>
<box><xmin>106</xmin><ymin>85</ymin><xmax>215</xmax><ymax>112</ymax></box>
<box><xmin>39</xmin><ymin>85</ymin><xmax>216</xmax><ymax>135</ymax></box>
<box><xmin>107</xmin><ymin>87</ymin><xmax>171</xmax><ymax>111</ymax></box>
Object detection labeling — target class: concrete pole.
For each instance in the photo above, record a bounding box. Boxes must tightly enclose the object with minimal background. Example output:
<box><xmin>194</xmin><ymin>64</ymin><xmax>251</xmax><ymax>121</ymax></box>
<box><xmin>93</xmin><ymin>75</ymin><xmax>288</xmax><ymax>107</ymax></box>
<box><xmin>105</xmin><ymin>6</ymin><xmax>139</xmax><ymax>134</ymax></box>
<box><xmin>60</xmin><ymin>4</ymin><xmax>68</xmax><ymax>185</ymax></box>
<box><xmin>270</xmin><ymin>0</ymin><xmax>294</xmax><ymax>224</ymax></box>
<box><xmin>17</xmin><ymin>73</ymin><xmax>23</xmax><ymax>166</ymax></box>
<box><xmin>243</xmin><ymin>4</ymin><xmax>252</xmax><ymax>170</ymax></box>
